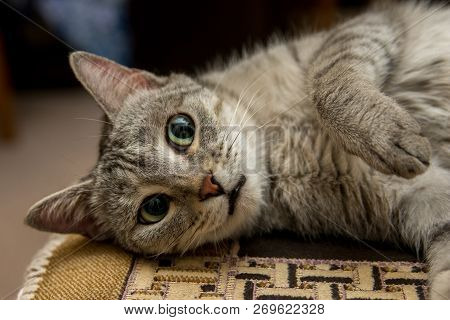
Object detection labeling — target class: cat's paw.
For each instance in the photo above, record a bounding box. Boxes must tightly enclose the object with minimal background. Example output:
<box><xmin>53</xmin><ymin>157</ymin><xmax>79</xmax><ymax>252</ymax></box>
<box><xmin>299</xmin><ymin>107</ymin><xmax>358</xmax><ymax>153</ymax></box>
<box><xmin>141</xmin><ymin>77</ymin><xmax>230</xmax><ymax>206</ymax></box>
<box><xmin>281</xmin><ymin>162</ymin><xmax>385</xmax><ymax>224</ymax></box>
<box><xmin>429</xmin><ymin>270</ymin><xmax>450</xmax><ymax>300</ymax></box>
<box><xmin>344</xmin><ymin>96</ymin><xmax>431</xmax><ymax>179</ymax></box>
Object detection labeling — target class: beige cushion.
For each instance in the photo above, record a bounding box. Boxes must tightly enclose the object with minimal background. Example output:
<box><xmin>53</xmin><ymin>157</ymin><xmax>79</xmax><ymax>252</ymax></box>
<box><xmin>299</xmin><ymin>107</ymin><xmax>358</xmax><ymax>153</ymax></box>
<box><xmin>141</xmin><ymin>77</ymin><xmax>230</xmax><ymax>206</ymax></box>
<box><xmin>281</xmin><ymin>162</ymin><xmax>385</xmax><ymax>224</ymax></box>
<box><xmin>19</xmin><ymin>234</ymin><xmax>429</xmax><ymax>300</ymax></box>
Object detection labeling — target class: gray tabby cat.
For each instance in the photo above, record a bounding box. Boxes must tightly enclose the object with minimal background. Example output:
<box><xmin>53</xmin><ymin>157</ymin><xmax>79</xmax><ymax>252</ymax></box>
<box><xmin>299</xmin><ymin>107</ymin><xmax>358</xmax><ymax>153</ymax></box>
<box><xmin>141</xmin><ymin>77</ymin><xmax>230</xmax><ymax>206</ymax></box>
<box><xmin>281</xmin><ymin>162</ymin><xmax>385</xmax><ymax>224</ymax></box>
<box><xmin>26</xmin><ymin>2</ymin><xmax>450</xmax><ymax>299</ymax></box>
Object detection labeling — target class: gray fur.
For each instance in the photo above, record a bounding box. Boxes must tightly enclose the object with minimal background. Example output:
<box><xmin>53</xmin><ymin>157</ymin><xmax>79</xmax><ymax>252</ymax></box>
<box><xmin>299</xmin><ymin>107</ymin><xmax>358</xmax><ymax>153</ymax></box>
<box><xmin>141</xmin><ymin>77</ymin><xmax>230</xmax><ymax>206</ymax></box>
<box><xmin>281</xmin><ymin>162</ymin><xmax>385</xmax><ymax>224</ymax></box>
<box><xmin>26</xmin><ymin>2</ymin><xmax>450</xmax><ymax>299</ymax></box>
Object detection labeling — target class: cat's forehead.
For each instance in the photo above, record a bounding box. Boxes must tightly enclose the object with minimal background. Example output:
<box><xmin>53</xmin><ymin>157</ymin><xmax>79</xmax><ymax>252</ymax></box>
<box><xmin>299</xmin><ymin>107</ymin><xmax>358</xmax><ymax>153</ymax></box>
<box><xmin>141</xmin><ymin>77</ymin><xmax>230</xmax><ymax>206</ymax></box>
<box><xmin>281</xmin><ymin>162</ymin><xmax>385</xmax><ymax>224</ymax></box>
<box><xmin>118</xmin><ymin>79</ymin><xmax>217</xmax><ymax>126</ymax></box>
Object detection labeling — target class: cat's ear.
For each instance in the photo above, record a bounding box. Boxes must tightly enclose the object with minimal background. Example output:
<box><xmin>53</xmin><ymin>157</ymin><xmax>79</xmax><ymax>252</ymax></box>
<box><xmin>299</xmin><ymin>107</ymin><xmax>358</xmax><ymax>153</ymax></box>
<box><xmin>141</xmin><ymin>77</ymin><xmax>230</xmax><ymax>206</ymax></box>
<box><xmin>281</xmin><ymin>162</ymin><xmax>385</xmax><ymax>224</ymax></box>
<box><xmin>25</xmin><ymin>179</ymin><xmax>105</xmax><ymax>239</ymax></box>
<box><xmin>69</xmin><ymin>51</ymin><xmax>166</xmax><ymax>120</ymax></box>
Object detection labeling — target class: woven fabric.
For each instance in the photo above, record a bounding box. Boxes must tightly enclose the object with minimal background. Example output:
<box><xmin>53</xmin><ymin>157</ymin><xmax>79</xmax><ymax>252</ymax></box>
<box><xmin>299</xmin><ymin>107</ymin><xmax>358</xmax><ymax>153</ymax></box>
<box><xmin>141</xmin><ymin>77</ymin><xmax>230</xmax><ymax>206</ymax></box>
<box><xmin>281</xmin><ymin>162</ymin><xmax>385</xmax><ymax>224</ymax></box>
<box><xmin>20</xmin><ymin>235</ymin><xmax>428</xmax><ymax>300</ymax></box>
<box><xmin>23</xmin><ymin>235</ymin><xmax>132</xmax><ymax>299</ymax></box>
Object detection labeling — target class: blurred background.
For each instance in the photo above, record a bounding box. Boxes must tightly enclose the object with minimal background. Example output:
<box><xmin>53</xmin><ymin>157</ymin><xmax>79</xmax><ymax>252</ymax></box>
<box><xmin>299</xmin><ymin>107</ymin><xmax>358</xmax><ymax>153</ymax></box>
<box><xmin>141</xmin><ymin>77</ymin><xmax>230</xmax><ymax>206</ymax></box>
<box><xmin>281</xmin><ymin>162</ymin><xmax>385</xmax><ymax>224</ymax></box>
<box><xmin>0</xmin><ymin>0</ymin><xmax>417</xmax><ymax>299</ymax></box>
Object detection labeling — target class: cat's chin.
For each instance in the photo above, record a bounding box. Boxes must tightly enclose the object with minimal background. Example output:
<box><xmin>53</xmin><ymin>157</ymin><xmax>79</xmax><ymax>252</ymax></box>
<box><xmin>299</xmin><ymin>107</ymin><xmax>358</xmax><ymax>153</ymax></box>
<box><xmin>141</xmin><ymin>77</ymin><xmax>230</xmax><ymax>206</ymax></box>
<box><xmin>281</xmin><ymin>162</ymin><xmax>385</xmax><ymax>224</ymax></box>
<box><xmin>202</xmin><ymin>173</ymin><xmax>265</xmax><ymax>243</ymax></box>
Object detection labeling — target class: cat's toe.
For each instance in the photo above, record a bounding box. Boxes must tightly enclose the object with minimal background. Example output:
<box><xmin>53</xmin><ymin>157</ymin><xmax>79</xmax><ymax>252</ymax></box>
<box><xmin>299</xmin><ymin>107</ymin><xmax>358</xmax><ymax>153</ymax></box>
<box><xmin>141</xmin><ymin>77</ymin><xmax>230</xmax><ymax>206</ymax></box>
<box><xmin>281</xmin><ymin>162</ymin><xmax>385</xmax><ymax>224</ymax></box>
<box><xmin>364</xmin><ymin>101</ymin><xmax>431</xmax><ymax>179</ymax></box>
<box><xmin>369</xmin><ymin>136</ymin><xmax>430</xmax><ymax>179</ymax></box>
<box><xmin>394</xmin><ymin>133</ymin><xmax>430</xmax><ymax>173</ymax></box>
<box><xmin>396</xmin><ymin>134</ymin><xmax>431</xmax><ymax>166</ymax></box>
<box><xmin>429</xmin><ymin>270</ymin><xmax>450</xmax><ymax>300</ymax></box>
<box><xmin>365</xmin><ymin>143</ymin><xmax>429</xmax><ymax>179</ymax></box>
<box><xmin>385</xmin><ymin>133</ymin><xmax>431</xmax><ymax>179</ymax></box>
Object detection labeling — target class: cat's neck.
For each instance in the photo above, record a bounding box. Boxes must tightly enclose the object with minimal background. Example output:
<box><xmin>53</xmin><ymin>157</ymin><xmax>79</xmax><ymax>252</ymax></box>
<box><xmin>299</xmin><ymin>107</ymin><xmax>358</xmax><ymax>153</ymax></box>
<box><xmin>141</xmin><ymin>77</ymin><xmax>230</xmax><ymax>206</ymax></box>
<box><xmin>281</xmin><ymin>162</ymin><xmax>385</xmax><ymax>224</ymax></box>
<box><xmin>199</xmin><ymin>36</ymin><xmax>323</xmax><ymax>127</ymax></box>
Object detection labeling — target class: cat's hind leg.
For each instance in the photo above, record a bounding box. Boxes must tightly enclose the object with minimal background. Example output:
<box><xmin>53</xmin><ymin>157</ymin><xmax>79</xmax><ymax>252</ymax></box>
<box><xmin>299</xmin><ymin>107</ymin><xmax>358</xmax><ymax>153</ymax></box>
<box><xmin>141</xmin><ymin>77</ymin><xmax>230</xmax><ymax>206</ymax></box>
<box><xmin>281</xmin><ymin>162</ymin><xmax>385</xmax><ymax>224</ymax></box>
<box><xmin>428</xmin><ymin>224</ymin><xmax>450</xmax><ymax>299</ymax></box>
<box><xmin>393</xmin><ymin>163</ymin><xmax>450</xmax><ymax>299</ymax></box>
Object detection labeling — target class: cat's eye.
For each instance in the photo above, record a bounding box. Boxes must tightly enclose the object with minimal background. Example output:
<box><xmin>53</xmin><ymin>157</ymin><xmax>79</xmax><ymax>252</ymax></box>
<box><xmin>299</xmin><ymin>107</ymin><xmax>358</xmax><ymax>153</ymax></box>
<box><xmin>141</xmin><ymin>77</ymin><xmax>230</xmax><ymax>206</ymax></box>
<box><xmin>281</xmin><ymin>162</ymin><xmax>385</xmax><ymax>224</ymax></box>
<box><xmin>167</xmin><ymin>114</ymin><xmax>195</xmax><ymax>150</ymax></box>
<box><xmin>138</xmin><ymin>194</ymin><xmax>170</xmax><ymax>224</ymax></box>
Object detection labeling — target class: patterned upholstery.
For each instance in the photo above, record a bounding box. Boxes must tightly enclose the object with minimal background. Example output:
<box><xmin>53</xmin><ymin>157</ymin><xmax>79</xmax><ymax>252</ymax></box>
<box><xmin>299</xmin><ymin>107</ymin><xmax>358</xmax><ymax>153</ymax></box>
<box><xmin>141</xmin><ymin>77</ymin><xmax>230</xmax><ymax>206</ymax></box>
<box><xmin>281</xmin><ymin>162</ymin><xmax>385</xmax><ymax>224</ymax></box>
<box><xmin>19</xmin><ymin>234</ymin><xmax>428</xmax><ymax>300</ymax></box>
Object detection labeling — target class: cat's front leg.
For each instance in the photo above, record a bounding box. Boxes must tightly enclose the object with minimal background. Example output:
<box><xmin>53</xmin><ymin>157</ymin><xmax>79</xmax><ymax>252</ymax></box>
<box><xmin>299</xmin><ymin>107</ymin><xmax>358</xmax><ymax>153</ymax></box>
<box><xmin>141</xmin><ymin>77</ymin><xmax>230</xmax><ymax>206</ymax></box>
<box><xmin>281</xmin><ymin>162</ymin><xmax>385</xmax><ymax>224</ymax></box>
<box><xmin>311</xmin><ymin>80</ymin><xmax>431</xmax><ymax>178</ymax></box>
<box><xmin>307</xmin><ymin>14</ymin><xmax>431</xmax><ymax>179</ymax></box>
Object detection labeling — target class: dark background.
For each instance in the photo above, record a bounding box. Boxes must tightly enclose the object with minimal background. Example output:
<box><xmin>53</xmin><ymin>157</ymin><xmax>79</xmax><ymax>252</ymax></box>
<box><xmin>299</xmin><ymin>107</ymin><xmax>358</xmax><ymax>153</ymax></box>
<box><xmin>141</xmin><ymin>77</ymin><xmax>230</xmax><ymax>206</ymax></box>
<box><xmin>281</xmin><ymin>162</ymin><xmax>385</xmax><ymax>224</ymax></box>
<box><xmin>1</xmin><ymin>0</ymin><xmax>373</xmax><ymax>91</ymax></box>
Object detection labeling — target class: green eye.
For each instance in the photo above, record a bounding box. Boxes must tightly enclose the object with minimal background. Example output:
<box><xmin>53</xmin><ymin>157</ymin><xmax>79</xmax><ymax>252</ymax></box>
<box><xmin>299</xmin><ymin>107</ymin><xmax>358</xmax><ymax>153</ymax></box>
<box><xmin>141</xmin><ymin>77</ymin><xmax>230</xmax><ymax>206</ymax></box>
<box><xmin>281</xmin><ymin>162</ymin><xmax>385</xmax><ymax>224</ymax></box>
<box><xmin>167</xmin><ymin>114</ymin><xmax>195</xmax><ymax>149</ymax></box>
<box><xmin>138</xmin><ymin>194</ymin><xmax>170</xmax><ymax>224</ymax></box>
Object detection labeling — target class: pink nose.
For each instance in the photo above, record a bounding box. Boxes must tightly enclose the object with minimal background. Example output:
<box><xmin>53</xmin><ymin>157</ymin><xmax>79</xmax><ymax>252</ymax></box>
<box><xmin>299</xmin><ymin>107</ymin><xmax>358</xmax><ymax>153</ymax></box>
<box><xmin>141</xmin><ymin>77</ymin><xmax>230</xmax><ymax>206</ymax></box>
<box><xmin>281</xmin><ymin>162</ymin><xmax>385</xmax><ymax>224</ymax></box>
<box><xmin>199</xmin><ymin>174</ymin><xmax>224</xmax><ymax>200</ymax></box>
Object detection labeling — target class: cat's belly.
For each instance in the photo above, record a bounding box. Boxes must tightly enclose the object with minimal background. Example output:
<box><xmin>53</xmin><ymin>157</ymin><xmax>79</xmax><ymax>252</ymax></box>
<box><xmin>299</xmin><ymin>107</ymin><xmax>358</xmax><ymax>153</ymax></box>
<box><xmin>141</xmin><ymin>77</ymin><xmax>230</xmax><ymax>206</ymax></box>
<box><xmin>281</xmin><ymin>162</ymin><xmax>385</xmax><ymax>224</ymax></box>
<box><xmin>263</xmin><ymin>117</ymin><xmax>394</xmax><ymax>240</ymax></box>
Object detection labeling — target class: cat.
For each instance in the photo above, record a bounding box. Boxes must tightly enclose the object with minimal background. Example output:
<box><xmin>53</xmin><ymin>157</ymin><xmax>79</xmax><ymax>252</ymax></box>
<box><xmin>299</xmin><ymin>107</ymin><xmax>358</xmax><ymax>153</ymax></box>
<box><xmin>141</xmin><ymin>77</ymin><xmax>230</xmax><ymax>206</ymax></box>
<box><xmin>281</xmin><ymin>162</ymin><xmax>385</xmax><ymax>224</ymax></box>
<box><xmin>25</xmin><ymin>2</ymin><xmax>450</xmax><ymax>299</ymax></box>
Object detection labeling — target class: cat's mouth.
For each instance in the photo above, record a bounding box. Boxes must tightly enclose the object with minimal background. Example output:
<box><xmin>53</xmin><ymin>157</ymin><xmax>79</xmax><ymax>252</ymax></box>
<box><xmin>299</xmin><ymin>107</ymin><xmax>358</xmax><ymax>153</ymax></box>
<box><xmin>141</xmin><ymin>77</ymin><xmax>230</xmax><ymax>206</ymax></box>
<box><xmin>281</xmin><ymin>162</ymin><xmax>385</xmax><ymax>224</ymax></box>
<box><xmin>227</xmin><ymin>175</ymin><xmax>247</xmax><ymax>215</ymax></box>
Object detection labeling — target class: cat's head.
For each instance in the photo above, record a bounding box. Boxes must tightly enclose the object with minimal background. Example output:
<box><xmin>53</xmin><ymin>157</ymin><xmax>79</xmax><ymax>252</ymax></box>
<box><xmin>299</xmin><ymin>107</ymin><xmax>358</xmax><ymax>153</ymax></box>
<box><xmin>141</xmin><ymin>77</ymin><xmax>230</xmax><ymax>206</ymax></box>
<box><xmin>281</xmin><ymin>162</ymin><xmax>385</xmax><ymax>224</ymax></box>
<box><xmin>25</xmin><ymin>52</ymin><xmax>267</xmax><ymax>254</ymax></box>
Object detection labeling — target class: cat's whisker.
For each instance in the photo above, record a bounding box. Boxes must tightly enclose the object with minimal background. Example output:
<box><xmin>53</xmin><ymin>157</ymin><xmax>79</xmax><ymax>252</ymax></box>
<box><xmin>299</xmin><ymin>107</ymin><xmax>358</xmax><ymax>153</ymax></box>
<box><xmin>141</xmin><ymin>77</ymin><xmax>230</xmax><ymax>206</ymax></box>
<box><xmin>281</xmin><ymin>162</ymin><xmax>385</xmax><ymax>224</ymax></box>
<box><xmin>184</xmin><ymin>215</ymin><xmax>209</xmax><ymax>254</ymax></box>
<box><xmin>181</xmin><ymin>221</ymin><xmax>202</xmax><ymax>255</ymax></box>
<box><xmin>235</xmin><ymin>91</ymin><xmax>267</xmax><ymax>141</ymax></box>
<box><xmin>227</xmin><ymin>113</ymin><xmax>272</xmax><ymax>155</ymax></box>
<box><xmin>79</xmin><ymin>134</ymin><xmax>110</xmax><ymax>138</ymax></box>
<box><xmin>227</xmin><ymin>129</ymin><xmax>243</xmax><ymax>154</ymax></box>
<box><xmin>228</xmin><ymin>92</ymin><xmax>268</xmax><ymax>151</ymax></box>
<box><xmin>238</xmin><ymin>87</ymin><xmax>264</xmax><ymax>128</ymax></box>
<box><xmin>222</xmin><ymin>99</ymin><xmax>269</xmax><ymax>158</ymax></box>
<box><xmin>164</xmin><ymin>227</ymin><xmax>190</xmax><ymax>254</ymax></box>
<box><xmin>187</xmin><ymin>228</ymin><xmax>204</xmax><ymax>254</ymax></box>
<box><xmin>240</xmin><ymin>99</ymin><xmax>269</xmax><ymax>129</ymax></box>
<box><xmin>74</xmin><ymin>117</ymin><xmax>113</xmax><ymax>125</ymax></box>
<box><xmin>223</xmin><ymin>69</ymin><xmax>269</xmax><ymax>144</ymax></box>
